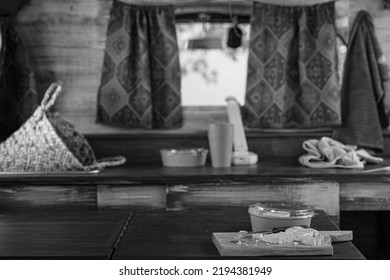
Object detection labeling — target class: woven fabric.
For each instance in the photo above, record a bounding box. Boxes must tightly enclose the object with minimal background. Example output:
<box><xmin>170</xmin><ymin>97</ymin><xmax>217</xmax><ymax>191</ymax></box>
<box><xmin>0</xmin><ymin>83</ymin><xmax>126</xmax><ymax>172</ymax></box>
<box><xmin>244</xmin><ymin>2</ymin><xmax>340</xmax><ymax>128</ymax></box>
<box><xmin>0</xmin><ymin>108</ymin><xmax>85</xmax><ymax>172</ymax></box>
<box><xmin>332</xmin><ymin>11</ymin><xmax>390</xmax><ymax>151</ymax></box>
<box><xmin>97</xmin><ymin>0</ymin><xmax>182</xmax><ymax>129</ymax></box>
<box><xmin>0</xmin><ymin>18</ymin><xmax>38</xmax><ymax>140</ymax></box>
<box><xmin>47</xmin><ymin>112</ymin><xmax>96</xmax><ymax>166</ymax></box>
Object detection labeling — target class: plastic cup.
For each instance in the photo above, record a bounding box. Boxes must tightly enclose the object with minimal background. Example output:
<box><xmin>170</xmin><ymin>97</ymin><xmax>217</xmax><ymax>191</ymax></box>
<box><xmin>208</xmin><ymin>123</ymin><xmax>234</xmax><ymax>167</ymax></box>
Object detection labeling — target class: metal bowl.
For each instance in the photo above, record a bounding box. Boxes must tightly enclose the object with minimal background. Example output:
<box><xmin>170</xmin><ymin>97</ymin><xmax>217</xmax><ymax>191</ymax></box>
<box><xmin>160</xmin><ymin>148</ymin><xmax>208</xmax><ymax>167</ymax></box>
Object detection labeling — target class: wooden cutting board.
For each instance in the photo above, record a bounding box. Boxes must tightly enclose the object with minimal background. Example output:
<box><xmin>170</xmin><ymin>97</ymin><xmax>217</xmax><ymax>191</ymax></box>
<box><xmin>212</xmin><ymin>231</ymin><xmax>353</xmax><ymax>257</ymax></box>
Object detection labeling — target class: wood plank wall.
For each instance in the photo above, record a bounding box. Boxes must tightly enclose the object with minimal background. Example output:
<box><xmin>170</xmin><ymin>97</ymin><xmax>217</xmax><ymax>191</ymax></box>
<box><xmin>15</xmin><ymin>0</ymin><xmax>111</xmax><ymax>135</ymax></box>
<box><xmin>14</xmin><ymin>0</ymin><xmax>390</xmax><ymax>136</ymax></box>
<box><xmin>349</xmin><ymin>0</ymin><xmax>390</xmax><ymax>67</ymax></box>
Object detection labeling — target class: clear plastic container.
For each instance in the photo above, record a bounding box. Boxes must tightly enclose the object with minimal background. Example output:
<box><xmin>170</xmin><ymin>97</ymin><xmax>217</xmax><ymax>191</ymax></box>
<box><xmin>160</xmin><ymin>148</ymin><xmax>208</xmax><ymax>167</ymax></box>
<box><xmin>248</xmin><ymin>203</ymin><xmax>315</xmax><ymax>232</ymax></box>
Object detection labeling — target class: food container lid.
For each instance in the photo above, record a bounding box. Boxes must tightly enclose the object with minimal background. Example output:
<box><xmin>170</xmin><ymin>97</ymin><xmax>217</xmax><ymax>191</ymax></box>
<box><xmin>160</xmin><ymin>148</ymin><xmax>208</xmax><ymax>156</ymax></box>
<box><xmin>248</xmin><ymin>203</ymin><xmax>314</xmax><ymax>219</ymax></box>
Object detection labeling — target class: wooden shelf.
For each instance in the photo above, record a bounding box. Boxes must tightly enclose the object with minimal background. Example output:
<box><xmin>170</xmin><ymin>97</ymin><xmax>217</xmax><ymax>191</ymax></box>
<box><xmin>1</xmin><ymin>157</ymin><xmax>390</xmax><ymax>224</ymax></box>
<box><xmin>1</xmin><ymin>157</ymin><xmax>390</xmax><ymax>185</ymax></box>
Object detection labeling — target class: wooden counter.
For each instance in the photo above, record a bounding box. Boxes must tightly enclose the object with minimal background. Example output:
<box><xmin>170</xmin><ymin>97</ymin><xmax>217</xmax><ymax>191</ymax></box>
<box><xmin>1</xmin><ymin>157</ymin><xmax>390</xmax><ymax>225</ymax></box>
<box><xmin>113</xmin><ymin>207</ymin><xmax>365</xmax><ymax>260</ymax></box>
<box><xmin>0</xmin><ymin>208</ymin><xmax>364</xmax><ymax>259</ymax></box>
<box><xmin>1</xmin><ymin>157</ymin><xmax>390</xmax><ymax>185</ymax></box>
<box><xmin>0</xmin><ymin>210</ymin><xmax>132</xmax><ymax>259</ymax></box>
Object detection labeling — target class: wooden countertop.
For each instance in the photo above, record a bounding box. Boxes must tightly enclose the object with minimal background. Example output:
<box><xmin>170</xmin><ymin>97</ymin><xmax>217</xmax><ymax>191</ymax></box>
<box><xmin>113</xmin><ymin>207</ymin><xmax>365</xmax><ymax>260</ymax></box>
<box><xmin>1</xmin><ymin>157</ymin><xmax>390</xmax><ymax>185</ymax></box>
<box><xmin>0</xmin><ymin>208</ymin><xmax>364</xmax><ymax>259</ymax></box>
<box><xmin>0</xmin><ymin>210</ymin><xmax>132</xmax><ymax>259</ymax></box>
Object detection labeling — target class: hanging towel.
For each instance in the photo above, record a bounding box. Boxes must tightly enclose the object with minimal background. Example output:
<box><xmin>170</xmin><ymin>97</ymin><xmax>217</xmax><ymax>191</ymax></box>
<box><xmin>332</xmin><ymin>10</ymin><xmax>390</xmax><ymax>151</ymax></box>
<box><xmin>299</xmin><ymin>137</ymin><xmax>383</xmax><ymax>169</ymax></box>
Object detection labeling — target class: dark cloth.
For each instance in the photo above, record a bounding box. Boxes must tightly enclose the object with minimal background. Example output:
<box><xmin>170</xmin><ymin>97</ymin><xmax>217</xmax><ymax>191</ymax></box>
<box><xmin>0</xmin><ymin>4</ymin><xmax>38</xmax><ymax>140</ymax></box>
<box><xmin>332</xmin><ymin>10</ymin><xmax>390</xmax><ymax>152</ymax></box>
<box><xmin>243</xmin><ymin>1</ymin><xmax>340</xmax><ymax>128</ymax></box>
<box><xmin>97</xmin><ymin>0</ymin><xmax>182</xmax><ymax>129</ymax></box>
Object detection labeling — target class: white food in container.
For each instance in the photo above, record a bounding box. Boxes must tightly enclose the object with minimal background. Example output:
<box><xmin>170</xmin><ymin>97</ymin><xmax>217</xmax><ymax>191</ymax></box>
<box><xmin>160</xmin><ymin>148</ymin><xmax>208</xmax><ymax>167</ymax></box>
<box><xmin>248</xmin><ymin>203</ymin><xmax>315</xmax><ymax>232</ymax></box>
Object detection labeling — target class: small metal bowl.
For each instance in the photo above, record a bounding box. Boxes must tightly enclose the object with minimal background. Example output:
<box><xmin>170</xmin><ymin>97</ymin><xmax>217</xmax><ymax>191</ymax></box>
<box><xmin>160</xmin><ymin>148</ymin><xmax>208</xmax><ymax>167</ymax></box>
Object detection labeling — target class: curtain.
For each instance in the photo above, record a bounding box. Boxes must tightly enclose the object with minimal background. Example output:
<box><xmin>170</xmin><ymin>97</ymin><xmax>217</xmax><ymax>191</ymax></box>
<box><xmin>97</xmin><ymin>0</ymin><xmax>182</xmax><ymax>129</ymax></box>
<box><xmin>0</xmin><ymin>15</ymin><xmax>38</xmax><ymax>140</ymax></box>
<box><xmin>244</xmin><ymin>1</ymin><xmax>340</xmax><ymax>128</ymax></box>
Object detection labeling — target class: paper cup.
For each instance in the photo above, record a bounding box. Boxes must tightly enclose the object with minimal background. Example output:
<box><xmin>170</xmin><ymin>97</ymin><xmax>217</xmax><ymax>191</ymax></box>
<box><xmin>208</xmin><ymin>123</ymin><xmax>233</xmax><ymax>167</ymax></box>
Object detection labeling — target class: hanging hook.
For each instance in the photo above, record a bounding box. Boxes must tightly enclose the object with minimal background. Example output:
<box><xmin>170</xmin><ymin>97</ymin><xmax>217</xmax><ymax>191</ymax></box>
<box><xmin>227</xmin><ymin>0</ymin><xmax>243</xmax><ymax>48</ymax></box>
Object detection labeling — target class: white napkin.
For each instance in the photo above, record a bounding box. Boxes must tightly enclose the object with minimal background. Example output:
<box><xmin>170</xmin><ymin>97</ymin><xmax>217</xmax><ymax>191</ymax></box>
<box><xmin>299</xmin><ymin>137</ymin><xmax>383</xmax><ymax>169</ymax></box>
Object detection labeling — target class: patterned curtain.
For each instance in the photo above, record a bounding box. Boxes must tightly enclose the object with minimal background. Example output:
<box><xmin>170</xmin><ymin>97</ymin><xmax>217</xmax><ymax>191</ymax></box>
<box><xmin>0</xmin><ymin>17</ymin><xmax>38</xmax><ymax>140</ymax></box>
<box><xmin>97</xmin><ymin>0</ymin><xmax>182</xmax><ymax>129</ymax></box>
<box><xmin>244</xmin><ymin>2</ymin><xmax>340</xmax><ymax>128</ymax></box>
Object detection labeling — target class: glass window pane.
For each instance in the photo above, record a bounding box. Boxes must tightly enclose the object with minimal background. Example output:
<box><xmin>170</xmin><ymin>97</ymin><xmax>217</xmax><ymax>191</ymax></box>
<box><xmin>176</xmin><ymin>23</ymin><xmax>249</xmax><ymax>106</ymax></box>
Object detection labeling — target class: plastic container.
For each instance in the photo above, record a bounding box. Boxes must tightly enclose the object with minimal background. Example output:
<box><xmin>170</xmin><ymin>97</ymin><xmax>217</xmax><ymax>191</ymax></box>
<box><xmin>160</xmin><ymin>148</ymin><xmax>208</xmax><ymax>167</ymax></box>
<box><xmin>248</xmin><ymin>203</ymin><xmax>315</xmax><ymax>232</ymax></box>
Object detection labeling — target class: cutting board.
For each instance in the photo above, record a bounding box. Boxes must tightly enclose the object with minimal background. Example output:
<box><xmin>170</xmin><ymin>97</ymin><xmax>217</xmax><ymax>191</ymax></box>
<box><xmin>212</xmin><ymin>231</ymin><xmax>353</xmax><ymax>257</ymax></box>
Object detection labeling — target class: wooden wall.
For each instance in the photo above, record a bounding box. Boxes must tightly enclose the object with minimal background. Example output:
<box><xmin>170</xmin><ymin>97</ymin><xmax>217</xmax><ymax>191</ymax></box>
<box><xmin>349</xmin><ymin>0</ymin><xmax>390</xmax><ymax>66</ymax></box>
<box><xmin>16</xmin><ymin>0</ymin><xmax>112</xmax><ymax>135</ymax></box>
<box><xmin>13</xmin><ymin>0</ymin><xmax>390</xmax><ymax>136</ymax></box>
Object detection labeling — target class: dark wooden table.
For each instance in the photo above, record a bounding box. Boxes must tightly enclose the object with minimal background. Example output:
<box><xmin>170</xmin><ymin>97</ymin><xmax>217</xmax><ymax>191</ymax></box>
<box><xmin>113</xmin><ymin>207</ymin><xmax>366</xmax><ymax>260</ymax></box>
<box><xmin>2</xmin><ymin>157</ymin><xmax>390</xmax><ymax>185</ymax></box>
<box><xmin>0</xmin><ymin>210</ymin><xmax>132</xmax><ymax>259</ymax></box>
<box><xmin>0</xmin><ymin>208</ymin><xmax>365</xmax><ymax>259</ymax></box>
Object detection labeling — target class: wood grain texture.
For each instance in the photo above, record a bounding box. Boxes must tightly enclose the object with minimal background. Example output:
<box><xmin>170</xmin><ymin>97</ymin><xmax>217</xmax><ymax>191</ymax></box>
<box><xmin>90</xmin><ymin>132</ymin><xmax>390</xmax><ymax>161</ymax></box>
<box><xmin>97</xmin><ymin>185</ymin><xmax>166</xmax><ymax>210</ymax></box>
<box><xmin>212</xmin><ymin>230</ymin><xmax>352</xmax><ymax>257</ymax></box>
<box><xmin>321</xmin><ymin>230</ymin><xmax>353</xmax><ymax>242</ymax></box>
<box><xmin>3</xmin><ymin>157</ymin><xmax>390</xmax><ymax>185</ymax></box>
<box><xmin>1</xmin><ymin>158</ymin><xmax>390</xmax><ymax>213</ymax></box>
<box><xmin>340</xmin><ymin>182</ymin><xmax>390</xmax><ymax>211</ymax></box>
<box><xmin>0</xmin><ymin>210</ymin><xmax>131</xmax><ymax>259</ymax></box>
<box><xmin>15</xmin><ymin>0</ymin><xmax>111</xmax><ymax>134</ymax></box>
<box><xmin>0</xmin><ymin>185</ymin><xmax>96</xmax><ymax>211</ymax></box>
<box><xmin>167</xmin><ymin>182</ymin><xmax>340</xmax><ymax>217</ymax></box>
<box><xmin>212</xmin><ymin>232</ymin><xmax>333</xmax><ymax>257</ymax></box>
<box><xmin>113</xmin><ymin>207</ymin><xmax>365</xmax><ymax>259</ymax></box>
<box><xmin>87</xmin><ymin>130</ymin><xmax>331</xmax><ymax>163</ymax></box>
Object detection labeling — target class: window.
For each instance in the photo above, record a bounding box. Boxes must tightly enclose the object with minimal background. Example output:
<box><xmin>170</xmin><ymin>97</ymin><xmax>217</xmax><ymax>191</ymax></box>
<box><xmin>176</xmin><ymin>22</ymin><xmax>250</xmax><ymax>106</ymax></box>
<box><xmin>171</xmin><ymin>1</ymin><xmax>348</xmax><ymax>131</ymax></box>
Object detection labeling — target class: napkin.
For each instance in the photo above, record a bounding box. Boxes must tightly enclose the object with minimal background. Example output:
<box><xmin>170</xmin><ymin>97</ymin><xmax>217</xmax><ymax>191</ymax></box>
<box><xmin>299</xmin><ymin>137</ymin><xmax>383</xmax><ymax>169</ymax></box>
